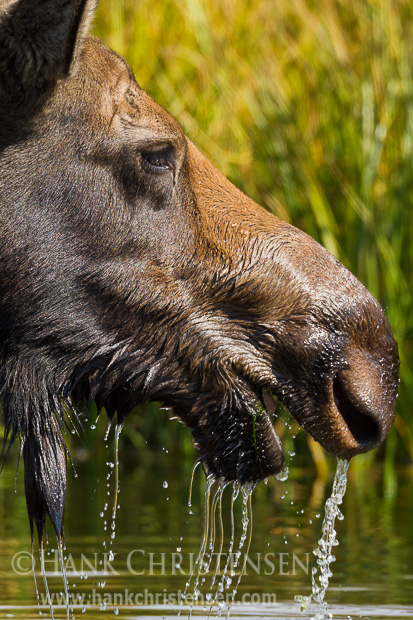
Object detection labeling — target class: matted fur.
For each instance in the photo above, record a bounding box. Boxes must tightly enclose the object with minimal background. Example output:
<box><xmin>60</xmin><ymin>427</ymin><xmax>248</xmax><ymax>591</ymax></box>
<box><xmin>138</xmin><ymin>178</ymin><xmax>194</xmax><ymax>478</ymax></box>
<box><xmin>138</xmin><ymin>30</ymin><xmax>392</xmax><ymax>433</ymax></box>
<box><xmin>0</xmin><ymin>0</ymin><xmax>399</xmax><ymax>543</ymax></box>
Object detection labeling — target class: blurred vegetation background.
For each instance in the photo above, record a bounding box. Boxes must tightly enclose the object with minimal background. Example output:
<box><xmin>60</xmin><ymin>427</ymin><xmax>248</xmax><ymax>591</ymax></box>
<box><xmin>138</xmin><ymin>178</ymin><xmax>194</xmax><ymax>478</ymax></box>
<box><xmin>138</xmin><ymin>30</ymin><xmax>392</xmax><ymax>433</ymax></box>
<box><xmin>2</xmin><ymin>0</ymin><xmax>412</xmax><ymax>482</ymax></box>
<box><xmin>90</xmin><ymin>0</ymin><xmax>413</xmax><ymax>475</ymax></box>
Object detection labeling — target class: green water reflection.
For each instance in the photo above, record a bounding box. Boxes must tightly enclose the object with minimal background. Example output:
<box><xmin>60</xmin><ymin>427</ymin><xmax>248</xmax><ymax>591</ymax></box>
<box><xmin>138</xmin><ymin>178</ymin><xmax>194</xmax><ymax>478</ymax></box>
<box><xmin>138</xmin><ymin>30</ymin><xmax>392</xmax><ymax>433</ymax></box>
<box><xmin>0</xmin><ymin>437</ymin><xmax>412</xmax><ymax>619</ymax></box>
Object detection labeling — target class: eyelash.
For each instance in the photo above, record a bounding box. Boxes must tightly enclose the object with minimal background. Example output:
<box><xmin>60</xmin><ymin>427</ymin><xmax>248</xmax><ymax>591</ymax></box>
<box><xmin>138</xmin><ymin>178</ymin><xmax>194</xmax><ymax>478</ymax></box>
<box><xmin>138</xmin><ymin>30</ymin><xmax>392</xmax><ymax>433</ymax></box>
<box><xmin>141</xmin><ymin>149</ymin><xmax>174</xmax><ymax>174</ymax></box>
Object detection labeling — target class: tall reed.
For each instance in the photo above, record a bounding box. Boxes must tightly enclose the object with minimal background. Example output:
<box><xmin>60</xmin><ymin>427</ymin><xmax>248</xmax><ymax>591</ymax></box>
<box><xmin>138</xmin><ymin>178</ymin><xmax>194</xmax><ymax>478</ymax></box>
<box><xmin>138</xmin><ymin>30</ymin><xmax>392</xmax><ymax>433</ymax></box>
<box><xmin>92</xmin><ymin>0</ymin><xmax>413</xmax><ymax>468</ymax></box>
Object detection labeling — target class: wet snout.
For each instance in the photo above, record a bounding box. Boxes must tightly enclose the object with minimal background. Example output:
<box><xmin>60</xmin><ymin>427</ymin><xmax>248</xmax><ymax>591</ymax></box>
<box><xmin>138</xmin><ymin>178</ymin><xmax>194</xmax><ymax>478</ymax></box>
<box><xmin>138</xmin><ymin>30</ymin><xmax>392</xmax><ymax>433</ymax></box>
<box><xmin>325</xmin><ymin>342</ymin><xmax>399</xmax><ymax>457</ymax></box>
<box><xmin>267</xmin><ymin>263</ymin><xmax>400</xmax><ymax>462</ymax></box>
<box><xmin>187</xmin><ymin>140</ymin><xmax>399</xmax><ymax>470</ymax></box>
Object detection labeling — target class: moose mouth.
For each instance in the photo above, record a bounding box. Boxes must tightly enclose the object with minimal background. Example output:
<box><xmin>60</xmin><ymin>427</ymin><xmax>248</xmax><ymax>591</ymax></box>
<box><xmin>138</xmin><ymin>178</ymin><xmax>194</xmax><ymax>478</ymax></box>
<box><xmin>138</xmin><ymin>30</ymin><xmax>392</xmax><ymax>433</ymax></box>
<box><xmin>187</xmin><ymin>382</ymin><xmax>283</xmax><ymax>483</ymax></box>
<box><xmin>103</xmin><ymin>342</ymin><xmax>397</xmax><ymax>485</ymax></box>
<box><xmin>192</xmin><ymin>358</ymin><xmax>395</xmax><ymax>484</ymax></box>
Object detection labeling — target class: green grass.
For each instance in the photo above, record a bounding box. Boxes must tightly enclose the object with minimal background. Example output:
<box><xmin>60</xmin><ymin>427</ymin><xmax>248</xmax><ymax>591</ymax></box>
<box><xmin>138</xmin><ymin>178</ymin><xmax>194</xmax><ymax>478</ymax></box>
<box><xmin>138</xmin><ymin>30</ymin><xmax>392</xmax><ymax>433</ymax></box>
<box><xmin>4</xmin><ymin>0</ymin><xmax>412</xmax><ymax>478</ymax></box>
<box><xmin>92</xmin><ymin>0</ymin><xmax>413</xmax><ymax>469</ymax></box>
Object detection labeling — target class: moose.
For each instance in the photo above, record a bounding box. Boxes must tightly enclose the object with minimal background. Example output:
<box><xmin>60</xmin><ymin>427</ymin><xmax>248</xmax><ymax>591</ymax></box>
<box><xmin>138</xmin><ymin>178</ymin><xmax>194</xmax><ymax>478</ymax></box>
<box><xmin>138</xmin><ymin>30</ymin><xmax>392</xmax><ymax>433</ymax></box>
<box><xmin>0</xmin><ymin>0</ymin><xmax>399</xmax><ymax>545</ymax></box>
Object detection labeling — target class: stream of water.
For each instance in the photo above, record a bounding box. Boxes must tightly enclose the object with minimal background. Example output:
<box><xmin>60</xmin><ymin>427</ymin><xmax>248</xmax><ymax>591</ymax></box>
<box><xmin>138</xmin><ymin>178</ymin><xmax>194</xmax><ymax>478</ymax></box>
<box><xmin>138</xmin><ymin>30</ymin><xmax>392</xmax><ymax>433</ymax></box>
<box><xmin>295</xmin><ymin>459</ymin><xmax>349</xmax><ymax>620</ymax></box>
<box><xmin>0</xmin><ymin>443</ymin><xmax>412</xmax><ymax>620</ymax></box>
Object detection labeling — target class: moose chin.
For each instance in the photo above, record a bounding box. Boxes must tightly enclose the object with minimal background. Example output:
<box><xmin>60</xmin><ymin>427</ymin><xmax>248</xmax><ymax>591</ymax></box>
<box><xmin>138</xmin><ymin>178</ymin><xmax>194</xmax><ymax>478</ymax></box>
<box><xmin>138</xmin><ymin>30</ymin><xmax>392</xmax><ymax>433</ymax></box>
<box><xmin>0</xmin><ymin>0</ymin><xmax>399</xmax><ymax>543</ymax></box>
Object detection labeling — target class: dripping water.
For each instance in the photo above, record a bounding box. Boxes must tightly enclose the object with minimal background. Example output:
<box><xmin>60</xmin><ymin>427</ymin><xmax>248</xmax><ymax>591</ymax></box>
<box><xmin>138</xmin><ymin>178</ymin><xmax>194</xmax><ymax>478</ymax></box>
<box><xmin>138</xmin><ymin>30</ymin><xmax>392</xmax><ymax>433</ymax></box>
<box><xmin>39</xmin><ymin>541</ymin><xmax>54</xmax><ymax>620</ymax></box>
<box><xmin>209</xmin><ymin>479</ymin><xmax>228</xmax><ymax>593</ymax></box>
<box><xmin>202</xmin><ymin>479</ymin><xmax>226</xmax><ymax>586</ymax></box>
<box><xmin>109</xmin><ymin>418</ymin><xmax>124</xmax><ymax>606</ymax></box>
<box><xmin>295</xmin><ymin>458</ymin><xmax>350</xmax><ymax>619</ymax></box>
<box><xmin>111</xmin><ymin>422</ymin><xmax>123</xmax><ymax>526</ymax></box>
<box><xmin>98</xmin><ymin>421</ymin><xmax>124</xmax><ymax>611</ymax></box>
<box><xmin>275</xmin><ymin>463</ymin><xmax>289</xmax><ymax>482</ymax></box>
<box><xmin>188</xmin><ymin>473</ymin><xmax>216</xmax><ymax>618</ymax></box>
<box><xmin>176</xmin><ymin>465</ymin><xmax>258</xmax><ymax>620</ymax></box>
<box><xmin>200</xmin><ymin>479</ymin><xmax>228</xmax><ymax>616</ymax></box>
<box><xmin>35</xmin><ymin>519</ymin><xmax>73</xmax><ymax>619</ymax></box>
<box><xmin>207</xmin><ymin>482</ymin><xmax>240</xmax><ymax>618</ymax></box>
<box><xmin>31</xmin><ymin>537</ymin><xmax>42</xmax><ymax>617</ymax></box>
<box><xmin>188</xmin><ymin>458</ymin><xmax>201</xmax><ymax>512</ymax></box>
<box><xmin>224</xmin><ymin>482</ymin><xmax>255</xmax><ymax>620</ymax></box>
<box><xmin>57</xmin><ymin>537</ymin><xmax>71</xmax><ymax>620</ymax></box>
<box><xmin>177</xmin><ymin>472</ymin><xmax>216</xmax><ymax>618</ymax></box>
<box><xmin>104</xmin><ymin>419</ymin><xmax>112</xmax><ymax>442</ymax></box>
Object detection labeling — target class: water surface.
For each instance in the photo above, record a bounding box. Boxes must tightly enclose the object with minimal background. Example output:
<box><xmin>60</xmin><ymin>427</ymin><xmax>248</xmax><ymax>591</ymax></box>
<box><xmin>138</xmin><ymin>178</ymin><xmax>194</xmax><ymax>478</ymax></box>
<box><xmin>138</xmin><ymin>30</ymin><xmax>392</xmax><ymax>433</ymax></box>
<box><xmin>0</xmin><ymin>441</ymin><xmax>412</xmax><ymax>620</ymax></box>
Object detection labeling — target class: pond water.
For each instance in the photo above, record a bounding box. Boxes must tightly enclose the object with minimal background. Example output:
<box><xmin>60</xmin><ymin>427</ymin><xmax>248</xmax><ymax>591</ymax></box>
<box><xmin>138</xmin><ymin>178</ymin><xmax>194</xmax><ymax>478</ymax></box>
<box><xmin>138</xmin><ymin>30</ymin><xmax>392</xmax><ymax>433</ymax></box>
<box><xmin>0</xmin><ymin>437</ymin><xmax>412</xmax><ymax>620</ymax></box>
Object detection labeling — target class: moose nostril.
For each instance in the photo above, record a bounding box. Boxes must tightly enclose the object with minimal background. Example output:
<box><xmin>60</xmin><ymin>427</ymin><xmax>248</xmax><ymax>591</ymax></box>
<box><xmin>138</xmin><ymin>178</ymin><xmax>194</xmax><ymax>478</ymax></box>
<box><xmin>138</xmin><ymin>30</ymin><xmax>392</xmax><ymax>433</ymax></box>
<box><xmin>332</xmin><ymin>374</ymin><xmax>381</xmax><ymax>447</ymax></box>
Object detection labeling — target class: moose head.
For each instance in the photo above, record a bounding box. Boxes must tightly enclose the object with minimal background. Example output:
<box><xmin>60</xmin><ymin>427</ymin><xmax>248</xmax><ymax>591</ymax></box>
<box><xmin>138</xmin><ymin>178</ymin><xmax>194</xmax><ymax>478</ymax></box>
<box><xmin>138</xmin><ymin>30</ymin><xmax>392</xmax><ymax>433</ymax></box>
<box><xmin>0</xmin><ymin>0</ymin><xmax>399</xmax><ymax>542</ymax></box>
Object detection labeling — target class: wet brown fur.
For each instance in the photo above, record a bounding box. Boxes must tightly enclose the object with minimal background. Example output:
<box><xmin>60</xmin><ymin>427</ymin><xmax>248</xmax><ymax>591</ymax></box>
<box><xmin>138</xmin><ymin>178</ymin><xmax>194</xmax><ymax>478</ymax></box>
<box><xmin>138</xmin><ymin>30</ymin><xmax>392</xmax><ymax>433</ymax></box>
<box><xmin>0</xmin><ymin>1</ymin><xmax>399</xmax><ymax>541</ymax></box>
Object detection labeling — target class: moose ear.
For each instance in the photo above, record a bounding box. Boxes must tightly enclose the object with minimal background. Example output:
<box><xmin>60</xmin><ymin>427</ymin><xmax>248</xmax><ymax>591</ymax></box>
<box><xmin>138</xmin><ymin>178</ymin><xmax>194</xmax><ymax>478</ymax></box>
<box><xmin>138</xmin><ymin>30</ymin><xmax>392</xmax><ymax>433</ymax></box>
<box><xmin>0</xmin><ymin>0</ymin><xmax>97</xmax><ymax>104</ymax></box>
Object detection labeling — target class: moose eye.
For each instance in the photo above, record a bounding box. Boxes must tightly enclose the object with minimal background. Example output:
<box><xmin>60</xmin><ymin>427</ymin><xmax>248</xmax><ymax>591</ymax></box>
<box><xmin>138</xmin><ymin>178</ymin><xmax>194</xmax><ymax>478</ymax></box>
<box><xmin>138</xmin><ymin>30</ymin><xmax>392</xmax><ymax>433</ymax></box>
<box><xmin>141</xmin><ymin>148</ymin><xmax>174</xmax><ymax>174</ymax></box>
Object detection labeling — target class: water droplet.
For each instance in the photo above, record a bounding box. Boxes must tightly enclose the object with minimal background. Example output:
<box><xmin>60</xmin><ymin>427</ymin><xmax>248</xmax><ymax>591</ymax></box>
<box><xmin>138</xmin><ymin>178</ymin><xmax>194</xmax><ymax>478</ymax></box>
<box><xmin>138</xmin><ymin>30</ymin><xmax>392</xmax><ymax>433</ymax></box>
<box><xmin>163</xmin><ymin>480</ymin><xmax>168</xmax><ymax>489</ymax></box>
<box><xmin>275</xmin><ymin>465</ymin><xmax>289</xmax><ymax>481</ymax></box>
